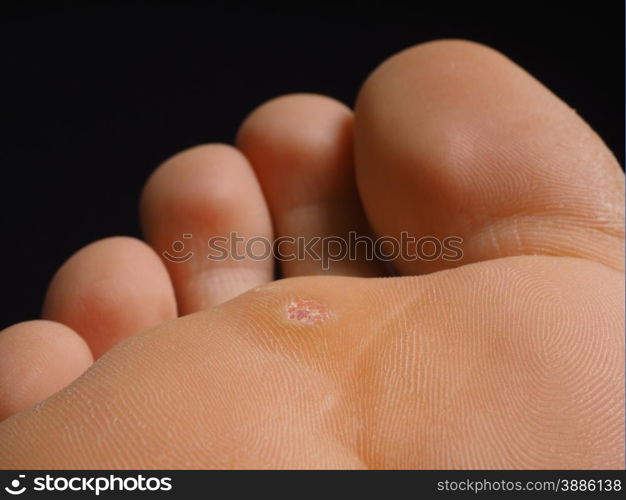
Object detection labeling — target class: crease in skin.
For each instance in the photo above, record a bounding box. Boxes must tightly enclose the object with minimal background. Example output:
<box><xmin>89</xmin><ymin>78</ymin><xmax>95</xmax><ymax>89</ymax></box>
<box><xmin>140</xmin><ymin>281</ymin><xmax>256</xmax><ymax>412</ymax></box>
<box><xmin>286</xmin><ymin>299</ymin><xmax>331</xmax><ymax>325</ymax></box>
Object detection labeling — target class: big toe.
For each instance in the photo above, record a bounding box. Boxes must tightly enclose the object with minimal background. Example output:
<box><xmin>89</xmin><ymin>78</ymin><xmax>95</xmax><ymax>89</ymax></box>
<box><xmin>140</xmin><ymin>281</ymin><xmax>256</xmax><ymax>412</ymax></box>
<box><xmin>354</xmin><ymin>39</ymin><xmax>624</xmax><ymax>275</ymax></box>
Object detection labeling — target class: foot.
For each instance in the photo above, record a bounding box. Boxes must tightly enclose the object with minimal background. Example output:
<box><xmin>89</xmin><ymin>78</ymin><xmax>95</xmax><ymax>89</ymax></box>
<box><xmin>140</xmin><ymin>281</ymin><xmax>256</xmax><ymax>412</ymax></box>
<box><xmin>0</xmin><ymin>40</ymin><xmax>623</xmax><ymax>469</ymax></box>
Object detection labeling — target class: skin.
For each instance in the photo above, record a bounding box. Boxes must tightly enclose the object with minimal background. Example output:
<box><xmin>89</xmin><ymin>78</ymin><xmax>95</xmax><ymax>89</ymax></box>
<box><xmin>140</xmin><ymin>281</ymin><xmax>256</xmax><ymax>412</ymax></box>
<box><xmin>0</xmin><ymin>40</ymin><xmax>623</xmax><ymax>469</ymax></box>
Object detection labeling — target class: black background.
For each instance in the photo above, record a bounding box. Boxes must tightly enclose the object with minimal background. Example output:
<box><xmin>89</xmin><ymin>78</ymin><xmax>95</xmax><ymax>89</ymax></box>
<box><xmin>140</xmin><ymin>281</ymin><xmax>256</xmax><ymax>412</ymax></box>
<box><xmin>1</xmin><ymin>1</ymin><xmax>623</xmax><ymax>329</ymax></box>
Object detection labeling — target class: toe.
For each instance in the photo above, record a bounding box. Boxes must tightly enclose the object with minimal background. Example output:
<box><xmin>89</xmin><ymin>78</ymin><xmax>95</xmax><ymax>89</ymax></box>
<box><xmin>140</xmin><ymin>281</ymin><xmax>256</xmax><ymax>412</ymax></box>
<box><xmin>43</xmin><ymin>237</ymin><xmax>177</xmax><ymax>358</ymax></box>
<box><xmin>0</xmin><ymin>320</ymin><xmax>92</xmax><ymax>420</ymax></box>
<box><xmin>237</xmin><ymin>94</ymin><xmax>384</xmax><ymax>277</ymax></box>
<box><xmin>355</xmin><ymin>40</ymin><xmax>624</xmax><ymax>274</ymax></box>
<box><xmin>141</xmin><ymin>144</ymin><xmax>274</xmax><ymax>314</ymax></box>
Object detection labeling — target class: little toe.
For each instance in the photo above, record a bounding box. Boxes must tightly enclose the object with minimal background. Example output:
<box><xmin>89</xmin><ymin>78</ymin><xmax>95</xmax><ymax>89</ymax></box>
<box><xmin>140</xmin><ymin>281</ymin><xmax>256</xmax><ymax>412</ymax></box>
<box><xmin>0</xmin><ymin>320</ymin><xmax>92</xmax><ymax>420</ymax></box>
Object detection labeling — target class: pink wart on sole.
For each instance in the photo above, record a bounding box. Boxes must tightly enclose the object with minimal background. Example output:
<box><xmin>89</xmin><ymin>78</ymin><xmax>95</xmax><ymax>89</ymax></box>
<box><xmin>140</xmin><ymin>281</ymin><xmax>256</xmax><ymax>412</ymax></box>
<box><xmin>286</xmin><ymin>299</ymin><xmax>331</xmax><ymax>325</ymax></box>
